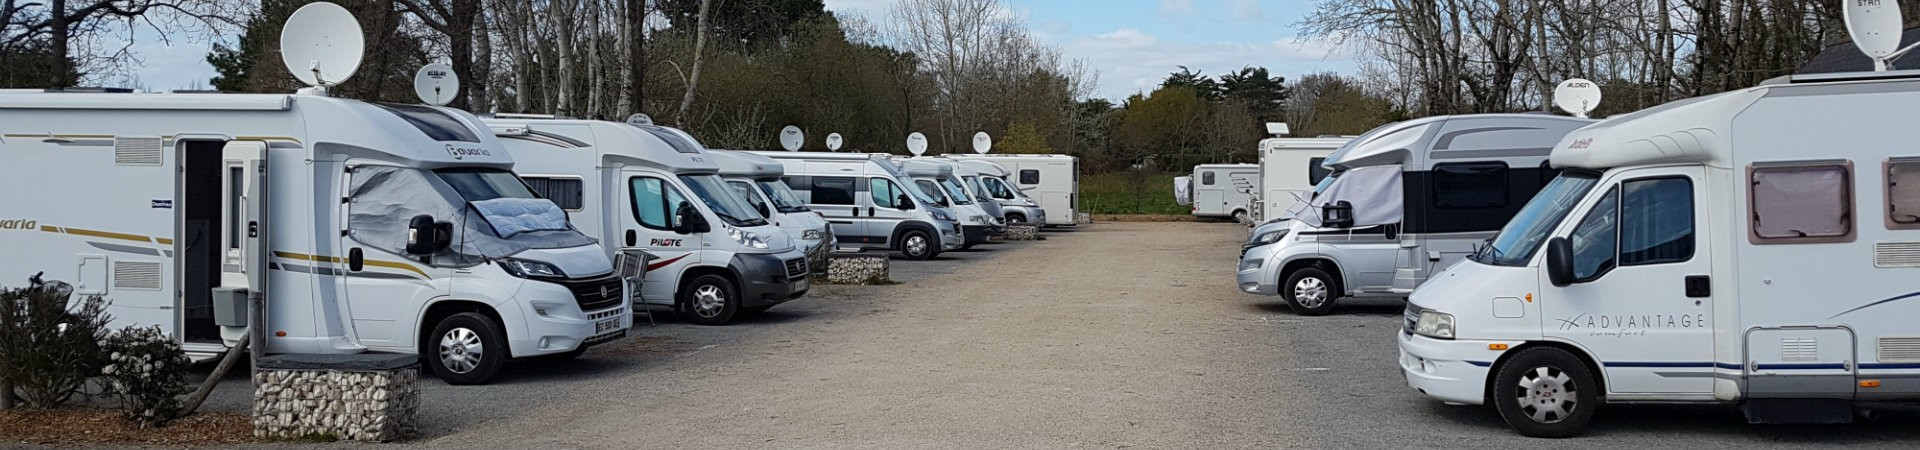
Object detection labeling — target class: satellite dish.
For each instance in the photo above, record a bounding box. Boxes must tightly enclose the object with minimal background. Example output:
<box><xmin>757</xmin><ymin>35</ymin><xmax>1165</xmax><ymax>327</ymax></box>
<box><xmin>826</xmin><ymin>133</ymin><xmax>844</xmax><ymax>151</ymax></box>
<box><xmin>280</xmin><ymin>2</ymin><xmax>364</xmax><ymax>88</ymax></box>
<box><xmin>972</xmin><ymin>132</ymin><xmax>992</xmax><ymax>154</ymax></box>
<box><xmin>1845</xmin><ymin>0</ymin><xmax>1908</xmax><ymax>71</ymax></box>
<box><xmin>412</xmin><ymin>63</ymin><xmax>459</xmax><ymax>106</ymax></box>
<box><xmin>779</xmin><ymin>125</ymin><xmax>804</xmax><ymax>151</ymax></box>
<box><xmin>1553</xmin><ymin>79</ymin><xmax>1602</xmax><ymax>119</ymax></box>
<box><xmin>626</xmin><ymin>113</ymin><xmax>653</xmax><ymax>126</ymax></box>
<box><xmin>906</xmin><ymin>132</ymin><xmax>929</xmax><ymax>156</ymax></box>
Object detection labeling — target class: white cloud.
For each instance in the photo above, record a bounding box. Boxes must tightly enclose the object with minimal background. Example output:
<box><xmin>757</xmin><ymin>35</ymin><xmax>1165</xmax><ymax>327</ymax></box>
<box><xmin>1088</xmin><ymin>28</ymin><xmax>1158</xmax><ymax>50</ymax></box>
<box><xmin>1066</xmin><ymin>28</ymin><xmax>1352</xmax><ymax>100</ymax></box>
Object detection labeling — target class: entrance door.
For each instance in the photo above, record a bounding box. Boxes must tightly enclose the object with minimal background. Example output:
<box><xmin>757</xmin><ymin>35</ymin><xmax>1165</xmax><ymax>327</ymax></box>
<box><xmin>219</xmin><ymin>142</ymin><xmax>267</xmax><ymax>341</ymax></box>
<box><xmin>1540</xmin><ymin>165</ymin><xmax>1714</xmax><ymax>394</ymax></box>
<box><xmin>624</xmin><ymin>174</ymin><xmax>704</xmax><ymax>305</ymax></box>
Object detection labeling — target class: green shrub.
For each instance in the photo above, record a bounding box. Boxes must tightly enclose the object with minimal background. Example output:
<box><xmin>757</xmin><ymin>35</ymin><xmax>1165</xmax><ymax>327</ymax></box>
<box><xmin>101</xmin><ymin>325</ymin><xmax>192</xmax><ymax>427</ymax></box>
<box><xmin>0</xmin><ymin>283</ymin><xmax>113</xmax><ymax>409</ymax></box>
<box><xmin>1082</xmin><ymin>172</ymin><xmax>1189</xmax><ymax>215</ymax></box>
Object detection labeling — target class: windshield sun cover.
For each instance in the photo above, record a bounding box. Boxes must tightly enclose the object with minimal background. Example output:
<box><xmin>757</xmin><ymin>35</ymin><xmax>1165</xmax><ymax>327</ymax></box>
<box><xmin>1299</xmin><ymin>165</ymin><xmax>1402</xmax><ymax>228</ymax></box>
<box><xmin>348</xmin><ymin>165</ymin><xmax>595</xmax><ymax>267</ymax></box>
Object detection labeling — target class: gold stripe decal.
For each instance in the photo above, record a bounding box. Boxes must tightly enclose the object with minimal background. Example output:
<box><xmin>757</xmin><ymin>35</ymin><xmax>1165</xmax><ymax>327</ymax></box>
<box><xmin>55</xmin><ymin>226</ymin><xmax>150</xmax><ymax>243</ymax></box>
<box><xmin>272</xmin><ymin>251</ymin><xmax>429</xmax><ymax>279</ymax></box>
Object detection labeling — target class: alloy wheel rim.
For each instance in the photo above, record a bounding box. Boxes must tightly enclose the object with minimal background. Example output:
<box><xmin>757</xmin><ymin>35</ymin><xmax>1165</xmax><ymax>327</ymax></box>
<box><xmin>439</xmin><ymin>327</ymin><xmax>483</xmax><ymax>374</ymax></box>
<box><xmin>693</xmin><ymin>284</ymin><xmax>726</xmax><ymax>318</ymax></box>
<box><xmin>1516</xmin><ymin>366</ymin><xmax>1578</xmax><ymax>423</ymax></box>
<box><xmin>1293</xmin><ymin>277</ymin><xmax>1328</xmax><ymax>308</ymax></box>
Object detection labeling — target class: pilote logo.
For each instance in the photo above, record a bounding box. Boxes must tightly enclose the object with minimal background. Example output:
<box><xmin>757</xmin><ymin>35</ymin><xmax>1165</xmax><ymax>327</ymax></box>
<box><xmin>0</xmin><ymin>219</ymin><xmax>38</xmax><ymax>230</ymax></box>
<box><xmin>650</xmin><ymin>238</ymin><xmax>684</xmax><ymax>247</ymax></box>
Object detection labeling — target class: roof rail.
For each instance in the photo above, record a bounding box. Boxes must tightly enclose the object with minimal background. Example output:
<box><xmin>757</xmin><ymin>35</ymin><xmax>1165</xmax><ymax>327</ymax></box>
<box><xmin>490</xmin><ymin>112</ymin><xmax>572</xmax><ymax>120</ymax></box>
<box><xmin>1787</xmin><ymin>69</ymin><xmax>1920</xmax><ymax>84</ymax></box>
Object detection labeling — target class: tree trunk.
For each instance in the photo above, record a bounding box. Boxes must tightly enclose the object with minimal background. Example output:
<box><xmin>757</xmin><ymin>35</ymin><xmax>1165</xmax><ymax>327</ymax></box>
<box><xmin>626</xmin><ymin>0</ymin><xmax>645</xmax><ymax>116</ymax></box>
<box><xmin>674</xmin><ymin>0</ymin><xmax>712</xmax><ymax>127</ymax></box>
<box><xmin>48</xmin><ymin>0</ymin><xmax>71</xmax><ymax>87</ymax></box>
<box><xmin>444</xmin><ymin>0</ymin><xmax>478</xmax><ymax>110</ymax></box>
<box><xmin>588</xmin><ymin>0</ymin><xmax>603</xmax><ymax>119</ymax></box>
<box><xmin>555</xmin><ymin>0</ymin><xmax>575</xmax><ymax>117</ymax></box>
<box><xmin>472</xmin><ymin>2</ymin><xmax>493</xmax><ymax>113</ymax></box>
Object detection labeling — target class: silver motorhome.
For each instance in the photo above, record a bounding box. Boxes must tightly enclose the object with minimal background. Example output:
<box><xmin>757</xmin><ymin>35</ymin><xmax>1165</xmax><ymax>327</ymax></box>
<box><xmin>757</xmin><ymin>152</ymin><xmax>964</xmax><ymax>260</ymax></box>
<box><xmin>707</xmin><ymin>150</ymin><xmax>834</xmax><ymax>264</ymax></box>
<box><xmin>1236</xmin><ymin>114</ymin><xmax>1592</xmax><ymax>315</ymax></box>
<box><xmin>900</xmin><ymin>158</ymin><xmax>995</xmax><ymax>248</ymax></box>
<box><xmin>953</xmin><ymin>159</ymin><xmax>1046</xmax><ymax>225</ymax></box>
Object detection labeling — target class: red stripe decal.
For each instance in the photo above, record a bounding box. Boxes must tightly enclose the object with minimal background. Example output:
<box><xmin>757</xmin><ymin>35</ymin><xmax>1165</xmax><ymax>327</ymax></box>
<box><xmin>645</xmin><ymin>253</ymin><xmax>689</xmax><ymax>272</ymax></box>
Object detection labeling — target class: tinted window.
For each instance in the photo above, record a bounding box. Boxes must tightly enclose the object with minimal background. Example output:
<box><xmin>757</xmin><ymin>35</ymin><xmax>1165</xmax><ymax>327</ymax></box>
<box><xmin>375</xmin><ymin>103</ymin><xmax>480</xmax><ymax>142</ymax></box>
<box><xmin>1751</xmin><ymin>163</ymin><xmax>1853</xmax><ymax>242</ymax></box>
<box><xmin>1202</xmin><ymin>171</ymin><xmax>1216</xmax><ymax>185</ymax></box>
<box><xmin>436</xmin><ymin>169</ymin><xmax>537</xmax><ymax>201</ymax></box>
<box><xmin>523</xmin><ymin>176</ymin><xmax>584</xmax><ymax>210</ymax></box>
<box><xmin>986</xmin><ymin>177</ymin><xmax>1015</xmax><ymax>199</ymax></box>
<box><xmin>871</xmin><ymin>178</ymin><xmax>901</xmax><ymax>208</ymax></box>
<box><xmin>1432</xmin><ymin>162</ymin><xmax>1509</xmax><ymax>209</ymax></box>
<box><xmin>914</xmin><ymin>179</ymin><xmax>947</xmax><ymax>206</ymax></box>
<box><xmin>629</xmin><ymin>177</ymin><xmax>687</xmax><ymax>230</ymax></box>
<box><xmin>728</xmin><ymin>180</ymin><xmax>769</xmax><ymax>217</ymax></box>
<box><xmin>810</xmin><ymin>176</ymin><xmax>856</xmax><ymax>205</ymax></box>
<box><xmin>1308</xmin><ymin>157</ymin><xmax>1331</xmax><ymax>185</ymax></box>
<box><xmin>1568</xmin><ymin>186</ymin><xmax>1619</xmax><ymax>280</ymax></box>
<box><xmin>1620</xmin><ymin>178</ymin><xmax>1694</xmax><ymax>265</ymax></box>
<box><xmin>1020</xmin><ymin>169</ymin><xmax>1040</xmax><ymax>185</ymax></box>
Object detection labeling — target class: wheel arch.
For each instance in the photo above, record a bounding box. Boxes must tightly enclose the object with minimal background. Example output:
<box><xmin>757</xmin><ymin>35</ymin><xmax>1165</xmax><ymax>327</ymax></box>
<box><xmin>417</xmin><ymin>299</ymin><xmax>507</xmax><ymax>357</ymax></box>
<box><xmin>1486</xmin><ymin>341</ymin><xmax>1608</xmax><ymax>405</ymax></box>
<box><xmin>890</xmin><ymin>220</ymin><xmax>939</xmax><ymax>251</ymax></box>
<box><xmin>677</xmin><ymin>264</ymin><xmax>739</xmax><ymax>307</ymax></box>
<box><xmin>1278</xmin><ymin>257</ymin><xmax>1345</xmax><ymax>295</ymax></box>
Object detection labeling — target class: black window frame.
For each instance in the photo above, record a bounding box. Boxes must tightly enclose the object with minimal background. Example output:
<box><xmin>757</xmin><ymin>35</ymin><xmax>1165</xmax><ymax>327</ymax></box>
<box><xmin>1019</xmin><ymin>169</ymin><xmax>1040</xmax><ymax>185</ymax></box>
<box><xmin>809</xmin><ymin>176</ymin><xmax>858</xmax><ymax>206</ymax></box>
<box><xmin>523</xmin><ymin>176</ymin><xmax>586</xmax><ymax>211</ymax></box>
<box><xmin>1430</xmin><ymin>162</ymin><xmax>1512</xmax><ymax>210</ymax></box>
<box><xmin>1202</xmin><ymin>171</ymin><xmax>1216</xmax><ymax>185</ymax></box>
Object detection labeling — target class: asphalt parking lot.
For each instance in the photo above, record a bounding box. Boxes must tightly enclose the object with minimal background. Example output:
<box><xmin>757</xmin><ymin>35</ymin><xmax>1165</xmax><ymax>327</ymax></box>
<box><xmin>193</xmin><ymin>222</ymin><xmax>1920</xmax><ymax>448</ymax></box>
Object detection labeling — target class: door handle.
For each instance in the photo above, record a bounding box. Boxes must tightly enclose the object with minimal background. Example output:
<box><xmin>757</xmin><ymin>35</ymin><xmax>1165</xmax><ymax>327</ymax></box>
<box><xmin>1684</xmin><ymin>275</ymin><xmax>1710</xmax><ymax>298</ymax></box>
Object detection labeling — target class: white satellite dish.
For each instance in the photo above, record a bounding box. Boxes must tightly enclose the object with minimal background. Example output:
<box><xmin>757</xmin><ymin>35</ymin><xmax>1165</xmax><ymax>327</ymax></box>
<box><xmin>1845</xmin><ymin>0</ymin><xmax>1915</xmax><ymax>71</ymax></box>
<box><xmin>626</xmin><ymin>113</ymin><xmax>653</xmax><ymax>126</ymax></box>
<box><xmin>779</xmin><ymin>125</ymin><xmax>804</xmax><ymax>151</ymax></box>
<box><xmin>412</xmin><ymin>63</ymin><xmax>459</xmax><ymax>106</ymax></box>
<box><xmin>971</xmin><ymin>132</ymin><xmax>992</xmax><ymax>154</ymax></box>
<box><xmin>906</xmin><ymin>132</ymin><xmax>929</xmax><ymax>156</ymax></box>
<box><xmin>280</xmin><ymin>2</ymin><xmax>364</xmax><ymax>88</ymax></box>
<box><xmin>826</xmin><ymin>133</ymin><xmax>844</xmax><ymax>151</ymax></box>
<box><xmin>1553</xmin><ymin>79</ymin><xmax>1602</xmax><ymax>119</ymax></box>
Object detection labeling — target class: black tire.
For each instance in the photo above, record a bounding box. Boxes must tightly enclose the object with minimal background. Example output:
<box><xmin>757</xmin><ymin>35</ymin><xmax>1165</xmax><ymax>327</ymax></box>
<box><xmin>1232</xmin><ymin>210</ymin><xmax>1250</xmax><ymax>224</ymax></box>
<box><xmin>1492</xmin><ymin>347</ymin><xmax>1600</xmax><ymax>438</ymax></box>
<box><xmin>1006</xmin><ymin>213</ymin><xmax>1027</xmax><ymax>224</ymax></box>
<box><xmin>679</xmin><ymin>274</ymin><xmax>740</xmax><ymax>325</ymax></box>
<box><xmin>1281</xmin><ymin>267</ymin><xmax>1340</xmax><ymax>316</ymax></box>
<box><xmin>899</xmin><ymin>229</ymin><xmax>937</xmax><ymax>260</ymax></box>
<box><xmin>426</xmin><ymin>312</ymin><xmax>507</xmax><ymax>385</ymax></box>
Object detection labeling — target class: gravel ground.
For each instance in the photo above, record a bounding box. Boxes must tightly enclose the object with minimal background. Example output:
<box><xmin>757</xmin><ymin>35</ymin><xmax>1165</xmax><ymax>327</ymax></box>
<box><xmin>179</xmin><ymin>222</ymin><xmax>1920</xmax><ymax>448</ymax></box>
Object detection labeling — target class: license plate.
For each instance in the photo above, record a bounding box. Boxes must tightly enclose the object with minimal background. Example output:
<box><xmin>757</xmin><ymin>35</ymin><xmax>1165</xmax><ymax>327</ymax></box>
<box><xmin>793</xmin><ymin>278</ymin><xmax>809</xmax><ymax>292</ymax></box>
<box><xmin>594</xmin><ymin>317</ymin><xmax>621</xmax><ymax>334</ymax></box>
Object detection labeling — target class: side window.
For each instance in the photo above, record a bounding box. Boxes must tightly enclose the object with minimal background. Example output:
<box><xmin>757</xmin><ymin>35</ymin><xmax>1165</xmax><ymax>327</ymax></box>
<box><xmin>1308</xmin><ymin>157</ymin><xmax>1331</xmax><ymax>185</ymax></box>
<box><xmin>523</xmin><ymin>176</ymin><xmax>585</xmax><ymax>210</ymax></box>
<box><xmin>1886</xmin><ymin>159</ymin><xmax>1920</xmax><ymax>229</ymax></box>
<box><xmin>810</xmin><ymin>176</ymin><xmax>856</xmax><ymax>205</ymax></box>
<box><xmin>871</xmin><ymin>178</ymin><xmax>900</xmax><ymax>208</ymax></box>
<box><xmin>987</xmin><ymin>178</ymin><xmax>1014</xmax><ymax>199</ymax></box>
<box><xmin>629</xmin><ymin>177</ymin><xmax>685</xmax><ymax>230</ymax></box>
<box><xmin>1020</xmin><ymin>169</ymin><xmax>1040</xmax><ymax>185</ymax></box>
<box><xmin>914</xmin><ymin>180</ymin><xmax>945</xmax><ymax>205</ymax></box>
<box><xmin>1202</xmin><ymin>171</ymin><xmax>1216</xmax><ymax>185</ymax></box>
<box><xmin>1432</xmin><ymin>162</ymin><xmax>1510</xmax><ymax>209</ymax></box>
<box><xmin>1620</xmin><ymin>178</ymin><xmax>1695</xmax><ymax>265</ymax></box>
<box><xmin>1568</xmin><ymin>186</ymin><xmax>1620</xmax><ymax>280</ymax></box>
<box><xmin>727</xmin><ymin>180</ymin><xmax>768</xmax><ymax>216</ymax></box>
<box><xmin>1750</xmin><ymin>162</ymin><xmax>1854</xmax><ymax>243</ymax></box>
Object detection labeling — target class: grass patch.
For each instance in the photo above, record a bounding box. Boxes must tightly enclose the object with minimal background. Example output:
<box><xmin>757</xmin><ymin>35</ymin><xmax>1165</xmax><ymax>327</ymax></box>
<box><xmin>1082</xmin><ymin>172</ymin><xmax>1187</xmax><ymax>215</ymax></box>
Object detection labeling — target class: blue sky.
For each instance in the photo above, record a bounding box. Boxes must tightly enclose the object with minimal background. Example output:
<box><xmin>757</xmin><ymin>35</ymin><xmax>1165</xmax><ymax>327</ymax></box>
<box><xmin>103</xmin><ymin>0</ymin><xmax>1357</xmax><ymax>100</ymax></box>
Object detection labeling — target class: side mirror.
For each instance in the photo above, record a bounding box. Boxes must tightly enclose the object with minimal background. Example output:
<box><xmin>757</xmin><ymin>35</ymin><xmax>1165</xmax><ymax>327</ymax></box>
<box><xmin>1546</xmin><ymin>237</ymin><xmax>1575</xmax><ymax>287</ymax></box>
<box><xmin>897</xmin><ymin>194</ymin><xmax>916</xmax><ymax>210</ymax></box>
<box><xmin>674</xmin><ymin>202</ymin><xmax>710</xmax><ymax>234</ymax></box>
<box><xmin>405</xmin><ymin>214</ymin><xmax>453</xmax><ymax>254</ymax></box>
<box><xmin>1322</xmin><ymin>200</ymin><xmax>1355</xmax><ymax>228</ymax></box>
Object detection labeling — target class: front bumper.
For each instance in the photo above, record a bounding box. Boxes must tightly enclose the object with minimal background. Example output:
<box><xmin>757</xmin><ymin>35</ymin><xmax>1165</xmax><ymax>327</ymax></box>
<box><xmin>730</xmin><ymin>250</ymin><xmax>811</xmax><ymax>309</ymax></box>
<box><xmin>939</xmin><ymin>222</ymin><xmax>963</xmax><ymax>250</ymax></box>
<box><xmin>962</xmin><ymin>224</ymin><xmax>989</xmax><ymax>245</ymax></box>
<box><xmin>1399</xmin><ymin>331</ymin><xmax>1511</xmax><ymax>406</ymax></box>
<box><xmin>1236</xmin><ymin>243</ymin><xmax>1281</xmax><ymax>295</ymax></box>
<box><xmin>507</xmin><ymin>278</ymin><xmax>632</xmax><ymax>358</ymax></box>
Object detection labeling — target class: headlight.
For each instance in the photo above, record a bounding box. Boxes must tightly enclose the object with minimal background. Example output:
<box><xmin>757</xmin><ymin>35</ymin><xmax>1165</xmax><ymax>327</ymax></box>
<box><xmin>1415</xmin><ymin>310</ymin><xmax>1455</xmax><ymax>340</ymax></box>
<box><xmin>801</xmin><ymin>229</ymin><xmax>824</xmax><ymax>240</ymax></box>
<box><xmin>971</xmin><ymin>215</ymin><xmax>989</xmax><ymax>223</ymax></box>
<box><xmin>1024</xmin><ymin>199</ymin><xmax>1037</xmax><ymax>206</ymax></box>
<box><xmin>728</xmin><ymin>226</ymin><xmax>769</xmax><ymax>249</ymax></box>
<box><xmin>931</xmin><ymin>209</ymin><xmax>954</xmax><ymax>221</ymax></box>
<box><xmin>1249</xmin><ymin>229</ymin><xmax>1289</xmax><ymax>247</ymax></box>
<box><xmin>498</xmin><ymin>258</ymin><xmax>565</xmax><ymax>279</ymax></box>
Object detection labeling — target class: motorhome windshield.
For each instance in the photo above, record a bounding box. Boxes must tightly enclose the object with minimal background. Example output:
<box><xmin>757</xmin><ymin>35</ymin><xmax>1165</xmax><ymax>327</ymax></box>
<box><xmin>436</xmin><ymin>168</ymin><xmax>539</xmax><ymax>201</ymax></box>
<box><xmin>1471</xmin><ymin>171</ymin><xmax>1601</xmax><ymax>266</ymax></box>
<box><xmin>963</xmin><ymin>176</ymin><xmax>987</xmax><ymax>199</ymax></box>
<box><xmin>756</xmin><ymin>180</ymin><xmax>809</xmax><ymax>213</ymax></box>
<box><xmin>911</xmin><ymin>179</ymin><xmax>951</xmax><ymax>206</ymax></box>
<box><xmin>680</xmin><ymin>174</ymin><xmax>770</xmax><ymax>227</ymax></box>
<box><xmin>939</xmin><ymin>178</ymin><xmax>974</xmax><ymax>205</ymax></box>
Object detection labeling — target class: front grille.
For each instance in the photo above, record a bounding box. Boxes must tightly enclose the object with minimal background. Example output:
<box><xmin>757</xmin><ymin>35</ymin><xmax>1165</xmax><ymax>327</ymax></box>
<box><xmin>558</xmin><ymin>273</ymin><xmax>624</xmax><ymax>312</ymax></box>
<box><xmin>783</xmin><ymin>257</ymin><xmax>809</xmax><ymax>280</ymax></box>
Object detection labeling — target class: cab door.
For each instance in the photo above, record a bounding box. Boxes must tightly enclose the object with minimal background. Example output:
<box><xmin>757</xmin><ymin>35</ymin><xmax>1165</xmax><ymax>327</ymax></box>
<box><xmin>866</xmin><ymin>177</ymin><xmax>915</xmax><ymax>243</ymax></box>
<box><xmin>623</xmin><ymin>174</ymin><xmax>703</xmax><ymax>304</ymax></box>
<box><xmin>1539</xmin><ymin>166</ymin><xmax>1714</xmax><ymax>394</ymax></box>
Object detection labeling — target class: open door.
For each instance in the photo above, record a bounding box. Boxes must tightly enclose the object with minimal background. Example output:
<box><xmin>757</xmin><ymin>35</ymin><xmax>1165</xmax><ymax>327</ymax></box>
<box><xmin>218</xmin><ymin>141</ymin><xmax>267</xmax><ymax>345</ymax></box>
<box><xmin>176</xmin><ymin>139</ymin><xmax>262</xmax><ymax>345</ymax></box>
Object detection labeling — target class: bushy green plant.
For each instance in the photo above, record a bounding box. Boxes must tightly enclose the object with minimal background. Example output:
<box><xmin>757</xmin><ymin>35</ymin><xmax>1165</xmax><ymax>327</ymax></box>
<box><xmin>100</xmin><ymin>325</ymin><xmax>193</xmax><ymax>427</ymax></box>
<box><xmin>0</xmin><ymin>283</ymin><xmax>111</xmax><ymax>409</ymax></box>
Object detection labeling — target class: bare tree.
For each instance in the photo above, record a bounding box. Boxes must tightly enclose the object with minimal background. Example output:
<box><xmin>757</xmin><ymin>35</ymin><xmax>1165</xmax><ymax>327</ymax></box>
<box><xmin>673</xmin><ymin>0</ymin><xmax>709</xmax><ymax>127</ymax></box>
<box><xmin>2</xmin><ymin>0</ymin><xmax>241</xmax><ymax>87</ymax></box>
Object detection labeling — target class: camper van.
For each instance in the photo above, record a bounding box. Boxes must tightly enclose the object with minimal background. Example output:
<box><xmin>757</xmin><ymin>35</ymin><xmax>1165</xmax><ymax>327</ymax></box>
<box><xmin>948</xmin><ymin>154</ymin><xmax>1080</xmax><ymax>227</ymax></box>
<box><xmin>0</xmin><ymin>92</ymin><xmax>632</xmax><ymax>385</ymax></box>
<box><xmin>900</xmin><ymin>158</ymin><xmax>995</xmax><ymax>248</ymax></box>
<box><xmin>756</xmin><ymin>152</ymin><xmax>964</xmax><ymax>260</ymax></box>
<box><xmin>1236</xmin><ymin>114</ymin><xmax>1592</xmax><ymax>315</ymax></box>
<box><xmin>488</xmin><ymin>118</ymin><xmax>810</xmax><ymax>325</ymax></box>
<box><xmin>1400</xmin><ymin>70</ymin><xmax>1920</xmax><ymax>436</ymax></box>
<box><xmin>707</xmin><ymin>150</ymin><xmax>834</xmax><ymax>264</ymax></box>
<box><xmin>953</xmin><ymin>159</ymin><xmax>1047</xmax><ymax>225</ymax></box>
<box><xmin>925</xmin><ymin>158</ymin><xmax>1008</xmax><ymax>232</ymax></box>
<box><xmin>1187</xmin><ymin>163</ymin><xmax>1259</xmax><ymax>222</ymax></box>
<box><xmin>1251</xmin><ymin>137</ymin><xmax>1352</xmax><ymax>223</ymax></box>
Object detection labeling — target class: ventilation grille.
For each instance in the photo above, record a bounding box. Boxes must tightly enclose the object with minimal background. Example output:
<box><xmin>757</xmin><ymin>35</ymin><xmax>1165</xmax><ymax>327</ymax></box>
<box><xmin>112</xmin><ymin>261</ymin><xmax>163</xmax><ymax>290</ymax></box>
<box><xmin>1875</xmin><ymin>242</ymin><xmax>1920</xmax><ymax>268</ymax></box>
<box><xmin>1879</xmin><ymin>337</ymin><xmax>1920</xmax><ymax>362</ymax></box>
<box><xmin>113</xmin><ymin>136</ymin><xmax>162</xmax><ymax>166</ymax></box>
<box><xmin>1780</xmin><ymin>337</ymin><xmax>1818</xmax><ymax>362</ymax></box>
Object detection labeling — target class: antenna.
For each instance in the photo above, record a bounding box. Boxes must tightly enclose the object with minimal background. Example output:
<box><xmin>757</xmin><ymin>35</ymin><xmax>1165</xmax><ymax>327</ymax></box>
<box><xmin>279</xmin><ymin>2</ymin><xmax>364</xmax><ymax>91</ymax></box>
<box><xmin>1845</xmin><ymin>0</ymin><xmax>1916</xmax><ymax>71</ymax></box>
<box><xmin>972</xmin><ymin>132</ymin><xmax>992</xmax><ymax>154</ymax></box>
<box><xmin>779</xmin><ymin>125</ymin><xmax>804</xmax><ymax>151</ymax></box>
<box><xmin>907</xmin><ymin>132</ymin><xmax>929</xmax><ymax>156</ymax></box>
<box><xmin>1552</xmin><ymin>79</ymin><xmax>1602</xmax><ymax>119</ymax></box>
<box><xmin>412</xmin><ymin>63</ymin><xmax>460</xmax><ymax>106</ymax></box>
<box><xmin>826</xmin><ymin>133</ymin><xmax>844</xmax><ymax>152</ymax></box>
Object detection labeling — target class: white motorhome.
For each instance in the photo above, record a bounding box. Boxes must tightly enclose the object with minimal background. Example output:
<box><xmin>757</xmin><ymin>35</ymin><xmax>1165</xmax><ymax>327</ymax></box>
<box><xmin>1187</xmin><ymin>163</ymin><xmax>1259</xmax><ymax>222</ymax></box>
<box><xmin>1236</xmin><ymin>114</ymin><xmax>1591</xmax><ymax>315</ymax></box>
<box><xmin>900</xmin><ymin>158</ymin><xmax>995</xmax><ymax>248</ymax></box>
<box><xmin>922</xmin><ymin>157</ymin><xmax>1008</xmax><ymax>234</ymax></box>
<box><xmin>1401</xmin><ymin>70</ymin><xmax>1920</xmax><ymax>436</ymax></box>
<box><xmin>707</xmin><ymin>150</ymin><xmax>833</xmax><ymax>264</ymax></box>
<box><xmin>953</xmin><ymin>159</ymin><xmax>1047</xmax><ymax>225</ymax></box>
<box><xmin>0</xmin><ymin>92</ymin><xmax>631</xmax><ymax>385</ymax></box>
<box><xmin>488</xmin><ymin>118</ymin><xmax>810</xmax><ymax>325</ymax></box>
<box><xmin>948</xmin><ymin>154</ymin><xmax>1080</xmax><ymax>227</ymax></box>
<box><xmin>1251</xmin><ymin>137</ymin><xmax>1351</xmax><ymax>223</ymax></box>
<box><xmin>756</xmin><ymin>152</ymin><xmax>964</xmax><ymax>260</ymax></box>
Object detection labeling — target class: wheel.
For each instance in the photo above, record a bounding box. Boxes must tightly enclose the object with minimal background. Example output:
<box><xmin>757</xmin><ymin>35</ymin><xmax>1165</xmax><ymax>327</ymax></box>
<box><xmin>1232</xmin><ymin>210</ymin><xmax>1250</xmax><ymax>224</ymax></box>
<box><xmin>1006</xmin><ymin>213</ymin><xmax>1027</xmax><ymax>224</ymax></box>
<box><xmin>1492</xmin><ymin>347</ymin><xmax>1599</xmax><ymax>438</ymax></box>
<box><xmin>427</xmin><ymin>312</ymin><xmax>507</xmax><ymax>385</ymax></box>
<box><xmin>899</xmin><ymin>230</ymin><xmax>936</xmax><ymax>260</ymax></box>
<box><xmin>680</xmin><ymin>274</ymin><xmax>740</xmax><ymax>325</ymax></box>
<box><xmin>1282</xmin><ymin>268</ymin><xmax>1340</xmax><ymax>316</ymax></box>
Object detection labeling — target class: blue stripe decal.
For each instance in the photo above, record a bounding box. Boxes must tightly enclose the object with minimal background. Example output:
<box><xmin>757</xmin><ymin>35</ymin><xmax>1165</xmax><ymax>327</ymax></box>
<box><xmin>1828</xmin><ymin>290</ymin><xmax>1920</xmax><ymax>320</ymax></box>
<box><xmin>1604</xmin><ymin>361</ymin><xmax>1718</xmax><ymax>368</ymax></box>
<box><xmin>1466</xmin><ymin>360</ymin><xmax>1492</xmax><ymax>367</ymax></box>
<box><xmin>1756</xmin><ymin>363</ymin><xmax>1847</xmax><ymax>371</ymax></box>
<box><xmin>1462</xmin><ymin>361</ymin><xmax>1874</xmax><ymax>371</ymax></box>
<box><xmin>1860</xmin><ymin>363</ymin><xmax>1920</xmax><ymax>370</ymax></box>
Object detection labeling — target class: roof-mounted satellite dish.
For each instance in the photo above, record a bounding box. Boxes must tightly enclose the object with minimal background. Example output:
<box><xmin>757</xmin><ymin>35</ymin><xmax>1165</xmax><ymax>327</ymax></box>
<box><xmin>1845</xmin><ymin>0</ymin><xmax>1916</xmax><ymax>71</ymax></box>
<box><xmin>626</xmin><ymin>113</ymin><xmax>654</xmax><ymax>126</ymax></box>
<box><xmin>971</xmin><ymin>132</ymin><xmax>992</xmax><ymax>154</ymax></box>
<box><xmin>1553</xmin><ymin>79</ymin><xmax>1602</xmax><ymax>119</ymax></box>
<box><xmin>280</xmin><ymin>2</ymin><xmax>364</xmax><ymax>90</ymax></box>
<box><xmin>906</xmin><ymin>132</ymin><xmax>929</xmax><ymax>156</ymax></box>
<box><xmin>826</xmin><ymin>133</ymin><xmax>844</xmax><ymax>152</ymax></box>
<box><xmin>779</xmin><ymin>125</ymin><xmax>804</xmax><ymax>151</ymax></box>
<box><xmin>412</xmin><ymin>63</ymin><xmax>459</xmax><ymax>106</ymax></box>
